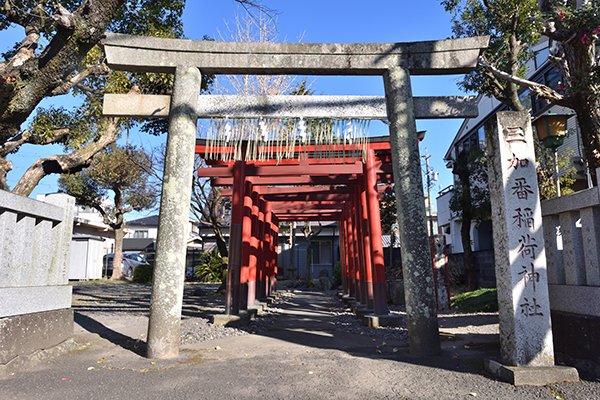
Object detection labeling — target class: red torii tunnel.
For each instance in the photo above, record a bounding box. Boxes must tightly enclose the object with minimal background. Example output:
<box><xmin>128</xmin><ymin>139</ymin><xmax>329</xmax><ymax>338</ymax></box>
<box><xmin>196</xmin><ymin>138</ymin><xmax>395</xmax><ymax>317</ymax></box>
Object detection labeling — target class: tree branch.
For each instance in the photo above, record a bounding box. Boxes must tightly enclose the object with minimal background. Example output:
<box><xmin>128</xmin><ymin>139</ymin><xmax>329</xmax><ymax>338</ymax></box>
<box><xmin>51</xmin><ymin>63</ymin><xmax>110</xmax><ymax>96</ymax></box>
<box><xmin>0</xmin><ymin>127</ymin><xmax>70</xmax><ymax>158</ymax></box>
<box><xmin>12</xmin><ymin>117</ymin><xmax>120</xmax><ymax>196</ymax></box>
<box><xmin>93</xmin><ymin>203</ymin><xmax>114</xmax><ymax>227</ymax></box>
<box><xmin>2</xmin><ymin>1</ymin><xmax>31</xmax><ymax>27</ymax></box>
<box><xmin>478</xmin><ymin>56</ymin><xmax>566</xmax><ymax>103</ymax></box>
<box><xmin>51</xmin><ymin>3</ymin><xmax>76</xmax><ymax>29</ymax></box>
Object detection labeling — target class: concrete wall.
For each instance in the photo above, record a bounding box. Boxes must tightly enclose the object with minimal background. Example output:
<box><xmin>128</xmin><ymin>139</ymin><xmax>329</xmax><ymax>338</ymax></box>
<box><xmin>447</xmin><ymin>249</ymin><xmax>496</xmax><ymax>288</ymax></box>
<box><xmin>0</xmin><ymin>192</ymin><xmax>75</xmax><ymax>368</ymax></box>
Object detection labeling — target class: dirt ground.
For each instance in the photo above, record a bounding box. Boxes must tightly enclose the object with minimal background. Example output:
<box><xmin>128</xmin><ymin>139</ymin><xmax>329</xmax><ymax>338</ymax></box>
<box><xmin>1</xmin><ymin>282</ymin><xmax>599</xmax><ymax>400</ymax></box>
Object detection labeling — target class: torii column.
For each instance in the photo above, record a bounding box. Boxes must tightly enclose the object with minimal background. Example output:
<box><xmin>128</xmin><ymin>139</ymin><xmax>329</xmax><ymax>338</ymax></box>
<box><xmin>225</xmin><ymin>160</ymin><xmax>246</xmax><ymax>315</ymax></box>
<box><xmin>358</xmin><ymin>177</ymin><xmax>375</xmax><ymax>309</ymax></box>
<box><xmin>239</xmin><ymin>180</ymin><xmax>255</xmax><ymax>310</ymax></box>
<box><xmin>339</xmin><ymin>218</ymin><xmax>349</xmax><ymax>295</ymax></box>
<box><xmin>270</xmin><ymin>215</ymin><xmax>280</xmax><ymax>293</ymax></box>
<box><xmin>384</xmin><ymin>67</ymin><xmax>440</xmax><ymax>356</ymax></box>
<box><xmin>147</xmin><ymin>66</ymin><xmax>201</xmax><ymax>359</ymax></box>
<box><xmin>365</xmin><ymin>149</ymin><xmax>389</xmax><ymax>316</ymax></box>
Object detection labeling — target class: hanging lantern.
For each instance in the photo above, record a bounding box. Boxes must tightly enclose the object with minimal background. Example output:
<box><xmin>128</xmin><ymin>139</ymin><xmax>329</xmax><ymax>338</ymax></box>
<box><xmin>533</xmin><ymin>113</ymin><xmax>570</xmax><ymax>150</ymax></box>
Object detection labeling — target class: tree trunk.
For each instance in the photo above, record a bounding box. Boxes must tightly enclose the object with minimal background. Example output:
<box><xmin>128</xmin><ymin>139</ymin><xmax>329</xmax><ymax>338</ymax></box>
<box><xmin>213</xmin><ymin>226</ymin><xmax>229</xmax><ymax>258</ymax></box>
<box><xmin>305</xmin><ymin>242</ymin><xmax>313</xmax><ymax>282</ymax></box>
<box><xmin>0</xmin><ymin>158</ymin><xmax>12</xmax><ymax>191</ymax></box>
<box><xmin>572</xmin><ymin>96</ymin><xmax>600</xmax><ymax>183</ymax></box>
<box><xmin>111</xmin><ymin>226</ymin><xmax>125</xmax><ymax>280</ymax></box>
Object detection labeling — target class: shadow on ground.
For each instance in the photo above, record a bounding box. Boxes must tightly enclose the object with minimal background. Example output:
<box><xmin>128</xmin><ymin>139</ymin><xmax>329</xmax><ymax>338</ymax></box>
<box><xmin>71</xmin><ymin>282</ymin><xmax>503</xmax><ymax>379</ymax></box>
<box><xmin>253</xmin><ymin>290</ymin><xmax>501</xmax><ymax>377</ymax></box>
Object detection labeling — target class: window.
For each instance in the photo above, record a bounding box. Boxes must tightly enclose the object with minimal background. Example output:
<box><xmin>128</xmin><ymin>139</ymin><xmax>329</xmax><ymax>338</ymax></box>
<box><xmin>133</xmin><ymin>230</ymin><xmax>148</xmax><ymax>238</ymax></box>
<box><xmin>534</xmin><ymin>47</ymin><xmax>549</xmax><ymax>70</ymax></box>
<box><xmin>518</xmin><ymin>88</ymin><xmax>532</xmax><ymax>111</ymax></box>
<box><xmin>455</xmin><ymin>130</ymin><xmax>482</xmax><ymax>159</ymax></box>
<box><xmin>532</xmin><ymin>67</ymin><xmax>562</xmax><ymax>114</ymax></box>
<box><xmin>312</xmin><ymin>240</ymin><xmax>332</xmax><ymax>265</ymax></box>
<box><xmin>477</xmin><ymin>126</ymin><xmax>486</xmax><ymax>150</ymax></box>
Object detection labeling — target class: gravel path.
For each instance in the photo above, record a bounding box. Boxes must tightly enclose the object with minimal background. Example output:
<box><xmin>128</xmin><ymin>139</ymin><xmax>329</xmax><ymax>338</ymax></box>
<box><xmin>72</xmin><ymin>283</ymin><xmax>410</xmax><ymax>345</ymax></box>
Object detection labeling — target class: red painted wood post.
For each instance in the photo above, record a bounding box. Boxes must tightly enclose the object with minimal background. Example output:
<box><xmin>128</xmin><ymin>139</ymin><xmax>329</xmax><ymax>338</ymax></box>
<box><xmin>344</xmin><ymin>213</ymin><xmax>354</xmax><ymax>297</ymax></box>
<box><xmin>256</xmin><ymin>198</ymin><xmax>267</xmax><ymax>302</ymax></box>
<box><xmin>271</xmin><ymin>216</ymin><xmax>279</xmax><ymax>294</ymax></box>
<box><xmin>359</xmin><ymin>176</ymin><xmax>375</xmax><ymax>309</ymax></box>
<box><xmin>246</xmin><ymin>189</ymin><xmax>260</xmax><ymax>307</ymax></box>
<box><xmin>226</xmin><ymin>160</ymin><xmax>245</xmax><ymax>315</ymax></box>
<box><xmin>339</xmin><ymin>219</ymin><xmax>348</xmax><ymax>295</ymax></box>
<box><xmin>344</xmin><ymin>209</ymin><xmax>356</xmax><ymax>297</ymax></box>
<box><xmin>365</xmin><ymin>149</ymin><xmax>389</xmax><ymax>315</ymax></box>
<box><xmin>345</xmin><ymin>210</ymin><xmax>356</xmax><ymax>299</ymax></box>
<box><xmin>353</xmin><ymin>190</ymin><xmax>368</xmax><ymax>305</ymax></box>
<box><xmin>350</xmin><ymin>199</ymin><xmax>364</xmax><ymax>304</ymax></box>
<box><xmin>261</xmin><ymin>201</ymin><xmax>273</xmax><ymax>301</ymax></box>
<box><xmin>239</xmin><ymin>180</ymin><xmax>254</xmax><ymax>310</ymax></box>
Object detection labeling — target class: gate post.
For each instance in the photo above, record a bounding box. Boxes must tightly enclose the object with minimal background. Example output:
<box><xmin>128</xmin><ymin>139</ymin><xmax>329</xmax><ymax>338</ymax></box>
<box><xmin>383</xmin><ymin>66</ymin><xmax>440</xmax><ymax>356</ymax></box>
<box><xmin>226</xmin><ymin>161</ymin><xmax>246</xmax><ymax>315</ymax></box>
<box><xmin>147</xmin><ymin>65</ymin><xmax>201</xmax><ymax>359</ymax></box>
<box><xmin>365</xmin><ymin>149</ymin><xmax>389</xmax><ymax>315</ymax></box>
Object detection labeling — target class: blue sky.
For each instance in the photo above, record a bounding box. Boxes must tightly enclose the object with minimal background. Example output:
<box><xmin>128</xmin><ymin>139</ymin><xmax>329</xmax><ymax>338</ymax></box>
<box><xmin>3</xmin><ymin>0</ymin><xmax>468</xmax><ymax>206</ymax></box>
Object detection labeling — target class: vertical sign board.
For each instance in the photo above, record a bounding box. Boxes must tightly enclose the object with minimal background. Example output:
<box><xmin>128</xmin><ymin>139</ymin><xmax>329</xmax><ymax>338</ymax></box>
<box><xmin>486</xmin><ymin>111</ymin><xmax>555</xmax><ymax>366</ymax></box>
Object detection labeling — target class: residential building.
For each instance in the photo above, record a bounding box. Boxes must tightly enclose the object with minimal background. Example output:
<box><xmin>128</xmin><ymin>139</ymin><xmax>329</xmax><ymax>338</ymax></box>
<box><xmin>276</xmin><ymin>221</ymin><xmax>340</xmax><ymax>281</ymax></box>
<box><xmin>125</xmin><ymin>215</ymin><xmax>204</xmax><ymax>278</ymax></box>
<box><xmin>437</xmin><ymin>38</ymin><xmax>590</xmax><ymax>256</ymax></box>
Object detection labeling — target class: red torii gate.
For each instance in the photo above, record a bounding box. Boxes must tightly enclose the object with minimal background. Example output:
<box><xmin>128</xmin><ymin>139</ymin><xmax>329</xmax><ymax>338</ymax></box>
<box><xmin>196</xmin><ymin>137</ymin><xmax>394</xmax><ymax>320</ymax></box>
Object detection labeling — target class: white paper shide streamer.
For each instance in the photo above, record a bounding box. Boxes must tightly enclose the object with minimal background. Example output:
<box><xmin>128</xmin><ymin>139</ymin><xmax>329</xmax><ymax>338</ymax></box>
<box><xmin>201</xmin><ymin>118</ymin><xmax>371</xmax><ymax>162</ymax></box>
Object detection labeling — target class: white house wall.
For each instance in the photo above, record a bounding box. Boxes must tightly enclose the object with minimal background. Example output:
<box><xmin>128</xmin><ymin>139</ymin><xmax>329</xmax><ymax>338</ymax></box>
<box><xmin>448</xmin><ymin>220</ymin><xmax>481</xmax><ymax>254</ymax></box>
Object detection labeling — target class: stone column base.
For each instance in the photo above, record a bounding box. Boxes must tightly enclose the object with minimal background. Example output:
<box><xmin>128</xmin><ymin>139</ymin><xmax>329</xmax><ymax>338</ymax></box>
<box><xmin>484</xmin><ymin>359</ymin><xmax>579</xmax><ymax>386</ymax></box>
<box><xmin>362</xmin><ymin>313</ymin><xmax>401</xmax><ymax>328</ymax></box>
<box><xmin>352</xmin><ymin>305</ymin><xmax>372</xmax><ymax>318</ymax></box>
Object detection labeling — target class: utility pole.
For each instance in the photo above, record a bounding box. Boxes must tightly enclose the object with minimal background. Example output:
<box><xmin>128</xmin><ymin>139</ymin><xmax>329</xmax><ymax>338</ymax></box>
<box><xmin>422</xmin><ymin>151</ymin><xmax>436</xmax><ymax>237</ymax></box>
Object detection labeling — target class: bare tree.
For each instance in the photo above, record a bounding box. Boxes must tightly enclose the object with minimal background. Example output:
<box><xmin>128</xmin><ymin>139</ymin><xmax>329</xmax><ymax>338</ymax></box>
<box><xmin>194</xmin><ymin>12</ymin><xmax>310</xmax><ymax>259</ymax></box>
<box><xmin>191</xmin><ymin>157</ymin><xmax>231</xmax><ymax>258</ymax></box>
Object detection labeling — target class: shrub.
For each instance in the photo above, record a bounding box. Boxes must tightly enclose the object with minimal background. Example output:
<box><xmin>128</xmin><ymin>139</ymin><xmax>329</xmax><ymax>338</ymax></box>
<box><xmin>450</xmin><ymin>288</ymin><xmax>498</xmax><ymax>313</ymax></box>
<box><xmin>332</xmin><ymin>262</ymin><xmax>342</xmax><ymax>288</ymax></box>
<box><xmin>132</xmin><ymin>264</ymin><xmax>153</xmax><ymax>283</ymax></box>
<box><xmin>194</xmin><ymin>251</ymin><xmax>226</xmax><ymax>283</ymax></box>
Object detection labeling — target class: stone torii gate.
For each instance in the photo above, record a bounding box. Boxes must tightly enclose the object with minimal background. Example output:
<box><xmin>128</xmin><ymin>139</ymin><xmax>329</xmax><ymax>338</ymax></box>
<box><xmin>101</xmin><ymin>33</ymin><xmax>489</xmax><ymax>360</ymax></box>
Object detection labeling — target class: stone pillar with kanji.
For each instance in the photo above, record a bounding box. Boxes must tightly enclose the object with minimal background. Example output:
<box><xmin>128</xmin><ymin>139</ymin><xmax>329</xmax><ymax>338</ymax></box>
<box><xmin>486</xmin><ymin>111</ymin><xmax>554</xmax><ymax>366</ymax></box>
